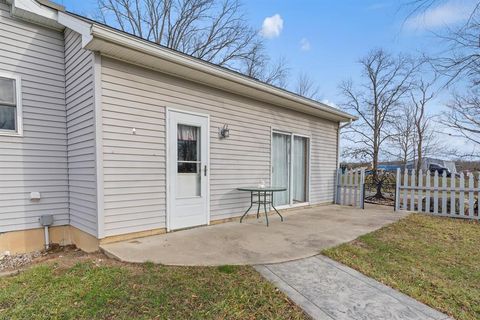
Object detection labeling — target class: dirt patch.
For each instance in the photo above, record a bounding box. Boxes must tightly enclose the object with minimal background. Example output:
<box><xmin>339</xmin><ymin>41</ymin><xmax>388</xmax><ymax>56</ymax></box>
<box><xmin>365</xmin><ymin>197</ymin><xmax>395</xmax><ymax>207</ymax></box>
<box><xmin>0</xmin><ymin>246</ymin><xmax>130</xmax><ymax>274</ymax></box>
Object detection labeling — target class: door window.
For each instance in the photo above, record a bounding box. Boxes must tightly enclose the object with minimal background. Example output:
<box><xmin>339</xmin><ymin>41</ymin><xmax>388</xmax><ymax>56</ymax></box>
<box><xmin>177</xmin><ymin>124</ymin><xmax>201</xmax><ymax>197</ymax></box>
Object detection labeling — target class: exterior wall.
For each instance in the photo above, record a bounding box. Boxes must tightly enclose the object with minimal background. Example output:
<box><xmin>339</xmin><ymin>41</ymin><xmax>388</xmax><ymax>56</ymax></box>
<box><xmin>101</xmin><ymin>57</ymin><xmax>338</xmax><ymax>236</ymax></box>
<box><xmin>64</xmin><ymin>28</ymin><xmax>98</xmax><ymax>236</ymax></box>
<box><xmin>100</xmin><ymin>58</ymin><xmax>167</xmax><ymax>237</ymax></box>
<box><xmin>0</xmin><ymin>0</ymin><xmax>339</xmax><ymax>242</ymax></box>
<box><xmin>0</xmin><ymin>1</ymin><xmax>69</xmax><ymax>233</ymax></box>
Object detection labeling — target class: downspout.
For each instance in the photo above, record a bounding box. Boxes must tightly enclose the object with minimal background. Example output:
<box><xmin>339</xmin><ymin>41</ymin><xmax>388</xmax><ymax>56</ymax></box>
<box><xmin>334</xmin><ymin>119</ymin><xmax>353</xmax><ymax>204</ymax></box>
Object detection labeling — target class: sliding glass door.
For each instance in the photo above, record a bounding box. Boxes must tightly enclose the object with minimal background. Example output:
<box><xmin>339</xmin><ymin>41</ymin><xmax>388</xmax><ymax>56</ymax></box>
<box><xmin>272</xmin><ymin>132</ymin><xmax>309</xmax><ymax>207</ymax></box>
<box><xmin>272</xmin><ymin>133</ymin><xmax>291</xmax><ymax>206</ymax></box>
<box><xmin>292</xmin><ymin>136</ymin><xmax>308</xmax><ymax>203</ymax></box>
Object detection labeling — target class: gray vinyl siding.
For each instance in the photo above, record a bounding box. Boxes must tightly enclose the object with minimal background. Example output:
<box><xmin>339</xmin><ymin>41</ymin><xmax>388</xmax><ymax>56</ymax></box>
<box><xmin>64</xmin><ymin>29</ymin><xmax>97</xmax><ymax>236</ymax></box>
<box><xmin>101</xmin><ymin>59</ymin><xmax>166</xmax><ymax>237</ymax></box>
<box><xmin>101</xmin><ymin>57</ymin><xmax>338</xmax><ymax>236</ymax></box>
<box><xmin>0</xmin><ymin>1</ymin><xmax>69</xmax><ymax>232</ymax></box>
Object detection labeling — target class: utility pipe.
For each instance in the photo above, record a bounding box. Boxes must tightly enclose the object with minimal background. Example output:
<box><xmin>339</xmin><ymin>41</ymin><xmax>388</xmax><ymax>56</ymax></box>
<box><xmin>44</xmin><ymin>226</ymin><xmax>50</xmax><ymax>250</ymax></box>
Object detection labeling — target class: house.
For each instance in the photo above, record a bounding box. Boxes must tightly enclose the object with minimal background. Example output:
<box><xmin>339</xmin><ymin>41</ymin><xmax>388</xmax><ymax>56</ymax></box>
<box><xmin>0</xmin><ymin>0</ymin><xmax>356</xmax><ymax>254</ymax></box>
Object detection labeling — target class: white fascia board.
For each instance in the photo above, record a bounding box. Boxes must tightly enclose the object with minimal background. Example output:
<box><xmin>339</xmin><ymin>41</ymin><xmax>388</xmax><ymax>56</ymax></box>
<box><xmin>8</xmin><ymin>1</ymin><xmax>94</xmax><ymax>46</ymax></box>
<box><xmin>7</xmin><ymin>0</ymin><xmax>63</xmax><ymax>30</ymax></box>
<box><xmin>58</xmin><ymin>12</ymin><xmax>93</xmax><ymax>47</ymax></box>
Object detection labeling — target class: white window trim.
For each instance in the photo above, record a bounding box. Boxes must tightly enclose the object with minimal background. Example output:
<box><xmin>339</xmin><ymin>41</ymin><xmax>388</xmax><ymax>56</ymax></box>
<box><xmin>270</xmin><ymin>128</ymin><xmax>311</xmax><ymax>209</ymax></box>
<box><xmin>0</xmin><ymin>72</ymin><xmax>23</xmax><ymax>136</ymax></box>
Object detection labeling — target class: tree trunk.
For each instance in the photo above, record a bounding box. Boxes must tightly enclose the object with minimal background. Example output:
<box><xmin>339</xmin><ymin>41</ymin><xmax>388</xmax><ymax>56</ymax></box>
<box><xmin>417</xmin><ymin>131</ymin><xmax>423</xmax><ymax>173</ymax></box>
<box><xmin>374</xmin><ymin>180</ymin><xmax>384</xmax><ymax>199</ymax></box>
<box><xmin>372</xmin><ymin>143</ymin><xmax>384</xmax><ymax>199</ymax></box>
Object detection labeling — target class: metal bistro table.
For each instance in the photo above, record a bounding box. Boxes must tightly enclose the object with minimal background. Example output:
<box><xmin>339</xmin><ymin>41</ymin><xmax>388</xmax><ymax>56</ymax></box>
<box><xmin>237</xmin><ymin>187</ymin><xmax>286</xmax><ymax>226</ymax></box>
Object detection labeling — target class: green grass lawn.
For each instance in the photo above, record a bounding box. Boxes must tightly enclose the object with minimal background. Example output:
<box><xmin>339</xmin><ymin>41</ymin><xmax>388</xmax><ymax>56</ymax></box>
<box><xmin>0</xmin><ymin>253</ymin><xmax>306</xmax><ymax>320</ymax></box>
<box><xmin>323</xmin><ymin>213</ymin><xmax>480</xmax><ymax>320</ymax></box>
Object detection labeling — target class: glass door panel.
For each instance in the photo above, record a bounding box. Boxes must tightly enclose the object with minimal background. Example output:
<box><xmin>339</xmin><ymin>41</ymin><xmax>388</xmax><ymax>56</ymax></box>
<box><xmin>292</xmin><ymin>136</ymin><xmax>308</xmax><ymax>203</ymax></box>
<box><xmin>272</xmin><ymin>132</ymin><xmax>291</xmax><ymax>206</ymax></box>
<box><xmin>177</xmin><ymin>124</ymin><xmax>201</xmax><ymax>197</ymax></box>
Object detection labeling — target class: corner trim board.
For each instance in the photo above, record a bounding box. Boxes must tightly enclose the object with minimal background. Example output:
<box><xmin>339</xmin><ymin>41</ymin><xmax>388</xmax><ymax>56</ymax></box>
<box><xmin>93</xmin><ymin>53</ymin><xmax>105</xmax><ymax>238</ymax></box>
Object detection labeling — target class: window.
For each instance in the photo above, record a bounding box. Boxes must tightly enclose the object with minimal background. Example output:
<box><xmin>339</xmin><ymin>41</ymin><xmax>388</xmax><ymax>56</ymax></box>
<box><xmin>176</xmin><ymin>124</ymin><xmax>201</xmax><ymax>197</ymax></box>
<box><xmin>0</xmin><ymin>74</ymin><xmax>21</xmax><ymax>135</ymax></box>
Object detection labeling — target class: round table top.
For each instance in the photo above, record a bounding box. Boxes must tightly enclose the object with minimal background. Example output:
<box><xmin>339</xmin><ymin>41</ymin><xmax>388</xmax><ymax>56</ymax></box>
<box><xmin>237</xmin><ymin>186</ymin><xmax>287</xmax><ymax>192</ymax></box>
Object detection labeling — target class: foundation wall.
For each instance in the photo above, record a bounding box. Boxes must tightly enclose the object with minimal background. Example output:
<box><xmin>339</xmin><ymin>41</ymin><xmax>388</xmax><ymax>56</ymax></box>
<box><xmin>0</xmin><ymin>225</ymin><xmax>100</xmax><ymax>254</ymax></box>
<box><xmin>0</xmin><ymin>226</ymin><xmax>71</xmax><ymax>254</ymax></box>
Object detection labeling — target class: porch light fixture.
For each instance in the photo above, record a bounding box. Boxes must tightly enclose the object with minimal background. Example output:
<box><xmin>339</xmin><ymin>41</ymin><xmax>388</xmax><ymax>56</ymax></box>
<box><xmin>219</xmin><ymin>124</ymin><xmax>230</xmax><ymax>139</ymax></box>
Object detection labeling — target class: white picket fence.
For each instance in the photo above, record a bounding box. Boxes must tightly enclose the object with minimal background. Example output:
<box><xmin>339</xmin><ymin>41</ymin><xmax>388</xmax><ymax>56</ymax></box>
<box><xmin>335</xmin><ymin>169</ymin><xmax>365</xmax><ymax>208</ymax></box>
<box><xmin>395</xmin><ymin>168</ymin><xmax>480</xmax><ymax>219</ymax></box>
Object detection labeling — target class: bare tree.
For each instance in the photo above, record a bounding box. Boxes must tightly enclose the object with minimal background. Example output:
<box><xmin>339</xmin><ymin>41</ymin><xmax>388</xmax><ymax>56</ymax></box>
<box><xmin>390</xmin><ymin>105</ymin><xmax>416</xmax><ymax>169</ymax></box>
<box><xmin>243</xmin><ymin>42</ymin><xmax>289</xmax><ymax>87</ymax></box>
<box><xmin>97</xmin><ymin>0</ymin><xmax>288</xmax><ymax>83</ymax></box>
<box><xmin>403</xmin><ymin>1</ymin><xmax>479</xmax><ymax>158</ymax></box>
<box><xmin>340</xmin><ymin>49</ymin><xmax>419</xmax><ymax>198</ymax></box>
<box><xmin>263</xmin><ymin>58</ymin><xmax>289</xmax><ymax>88</ymax></box>
<box><xmin>410</xmin><ymin>78</ymin><xmax>436</xmax><ymax>171</ymax></box>
<box><xmin>434</xmin><ymin>12</ymin><xmax>480</xmax><ymax>87</ymax></box>
<box><xmin>295</xmin><ymin>72</ymin><xmax>320</xmax><ymax>100</ymax></box>
<box><xmin>443</xmin><ymin>89</ymin><xmax>480</xmax><ymax>146</ymax></box>
<box><xmin>404</xmin><ymin>0</ymin><xmax>480</xmax><ymax>86</ymax></box>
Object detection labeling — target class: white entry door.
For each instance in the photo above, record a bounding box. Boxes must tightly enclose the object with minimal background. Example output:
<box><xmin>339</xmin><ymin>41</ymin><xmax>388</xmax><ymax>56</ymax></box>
<box><xmin>168</xmin><ymin>110</ymin><xmax>209</xmax><ymax>230</ymax></box>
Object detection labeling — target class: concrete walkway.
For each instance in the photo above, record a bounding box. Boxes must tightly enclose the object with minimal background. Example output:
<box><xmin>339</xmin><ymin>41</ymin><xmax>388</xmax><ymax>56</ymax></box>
<box><xmin>101</xmin><ymin>204</ymin><xmax>408</xmax><ymax>266</ymax></box>
<box><xmin>256</xmin><ymin>256</ymin><xmax>453</xmax><ymax>320</ymax></box>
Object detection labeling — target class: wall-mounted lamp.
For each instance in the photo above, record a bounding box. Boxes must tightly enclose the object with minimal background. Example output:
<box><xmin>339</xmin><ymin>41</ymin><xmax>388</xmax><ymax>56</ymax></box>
<box><xmin>219</xmin><ymin>124</ymin><xmax>230</xmax><ymax>139</ymax></box>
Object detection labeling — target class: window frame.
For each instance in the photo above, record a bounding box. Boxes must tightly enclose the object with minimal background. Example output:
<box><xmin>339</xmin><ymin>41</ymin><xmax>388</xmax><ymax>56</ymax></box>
<box><xmin>0</xmin><ymin>72</ymin><xmax>22</xmax><ymax>136</ymax></box>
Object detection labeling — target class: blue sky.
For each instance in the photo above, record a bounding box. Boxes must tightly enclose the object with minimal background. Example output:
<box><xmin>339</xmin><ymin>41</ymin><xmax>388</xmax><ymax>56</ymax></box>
<box><xmin>59</xmin><ymin>0</ymin><xmax>476</xmax><ymax>103</ymax></box>
<box><xmin>59</xmin><ymin>0</ymin><xmax>477</xmax><ymax>155</ymax></box>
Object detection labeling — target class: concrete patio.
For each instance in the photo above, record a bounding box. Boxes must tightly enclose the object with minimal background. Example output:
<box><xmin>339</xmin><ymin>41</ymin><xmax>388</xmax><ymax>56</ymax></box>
<box><xmin>101</xmin><ymin>204</ymin><xmax>408</xmax><ymax>266</ymax></box>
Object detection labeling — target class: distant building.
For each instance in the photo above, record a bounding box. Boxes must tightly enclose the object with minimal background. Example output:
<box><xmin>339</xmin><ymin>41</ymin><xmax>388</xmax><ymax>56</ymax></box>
<box><xmin>406</xmin><ymin>158</ymin><xmax>457</xmax><ymax>173</ymax></box>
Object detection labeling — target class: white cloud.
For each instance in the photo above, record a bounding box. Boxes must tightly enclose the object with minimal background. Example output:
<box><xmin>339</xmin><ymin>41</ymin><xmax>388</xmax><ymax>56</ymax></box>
<box><xmin>260</xmin><ymin>14</ymin><xmax>284</xmax><ymax>38</ymax></box>
<box><xmin>300</xmin><ymin>38</ymin><xmax>311</xmax><ymax>51</ymax></box>
<box><xmin>405</xmin><ymin>0</ymin><xmax>475</xmax><ymax>30</ymax></box>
